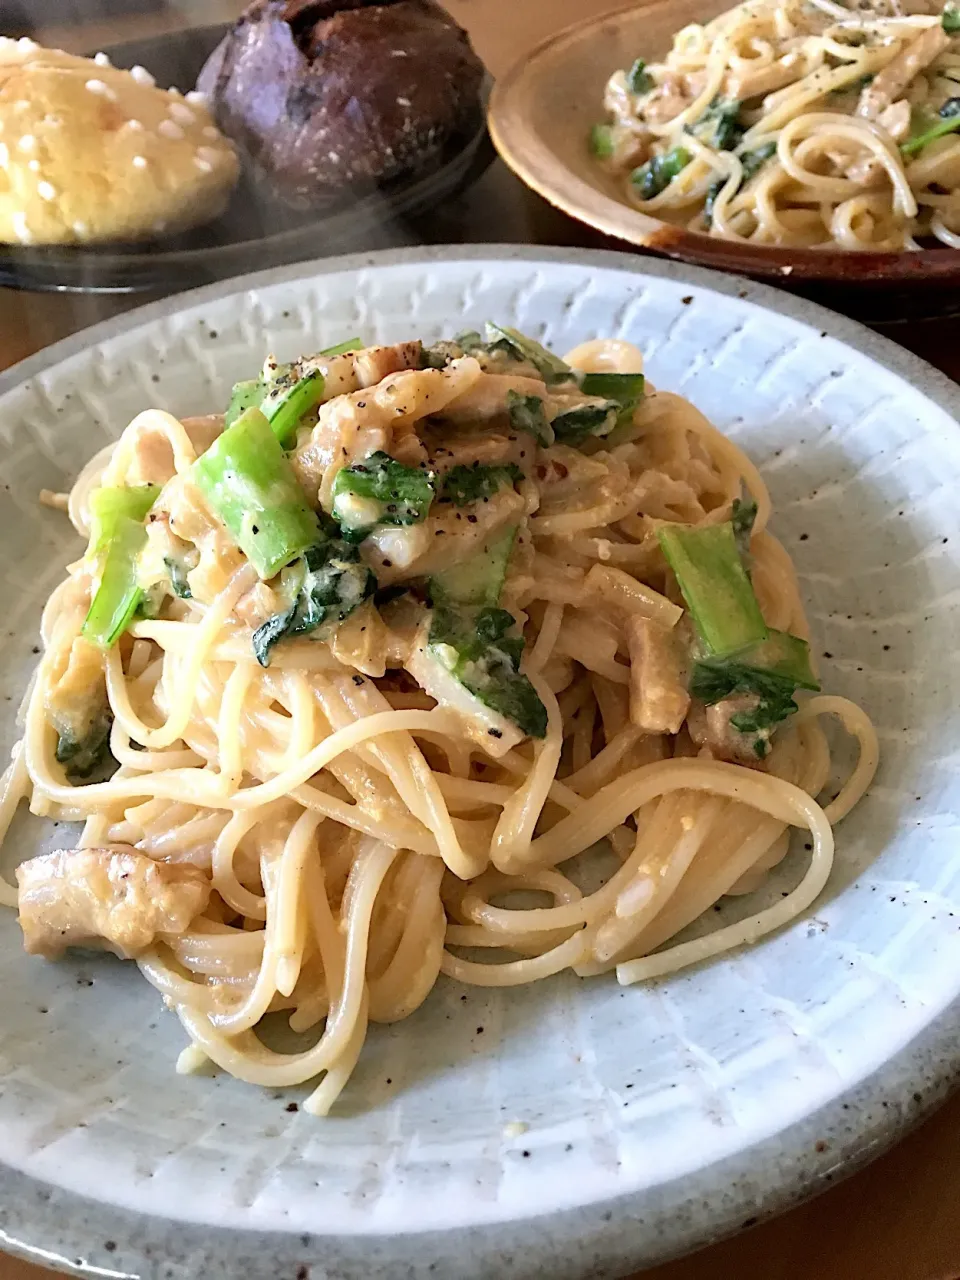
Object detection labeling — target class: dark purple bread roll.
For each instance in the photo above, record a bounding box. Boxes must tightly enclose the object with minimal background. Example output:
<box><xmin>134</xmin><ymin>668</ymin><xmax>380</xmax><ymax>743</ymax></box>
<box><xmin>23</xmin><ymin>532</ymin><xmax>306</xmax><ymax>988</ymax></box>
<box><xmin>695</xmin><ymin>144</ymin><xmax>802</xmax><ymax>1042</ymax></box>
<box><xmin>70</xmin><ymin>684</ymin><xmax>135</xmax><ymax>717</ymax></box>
<box><xmin>196</xmin><ymin>0</ymin><xmax>485</xmax><ymax>207</ymax></box>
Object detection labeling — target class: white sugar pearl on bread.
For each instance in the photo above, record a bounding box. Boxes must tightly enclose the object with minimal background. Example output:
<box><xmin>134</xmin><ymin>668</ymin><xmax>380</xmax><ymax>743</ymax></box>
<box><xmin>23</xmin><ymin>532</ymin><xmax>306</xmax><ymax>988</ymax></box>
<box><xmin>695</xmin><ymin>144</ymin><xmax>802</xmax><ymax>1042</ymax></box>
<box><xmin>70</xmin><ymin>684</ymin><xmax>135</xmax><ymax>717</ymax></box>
<box><xmin>0</xmin><ymin>43</ymin><xmax>238</xmax><ymax>245</ymax></box>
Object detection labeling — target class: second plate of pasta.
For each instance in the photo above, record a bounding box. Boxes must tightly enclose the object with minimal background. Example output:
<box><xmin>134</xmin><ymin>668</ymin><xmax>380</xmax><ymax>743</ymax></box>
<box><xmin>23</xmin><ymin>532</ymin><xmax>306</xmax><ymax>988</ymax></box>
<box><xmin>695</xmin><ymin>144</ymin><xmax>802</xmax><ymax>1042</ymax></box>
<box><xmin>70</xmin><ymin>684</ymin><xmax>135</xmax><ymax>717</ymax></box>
<box><xmin>488</xmin><ymin>0</ymin><xmax>960</xmax><ymax>315</ymax></box>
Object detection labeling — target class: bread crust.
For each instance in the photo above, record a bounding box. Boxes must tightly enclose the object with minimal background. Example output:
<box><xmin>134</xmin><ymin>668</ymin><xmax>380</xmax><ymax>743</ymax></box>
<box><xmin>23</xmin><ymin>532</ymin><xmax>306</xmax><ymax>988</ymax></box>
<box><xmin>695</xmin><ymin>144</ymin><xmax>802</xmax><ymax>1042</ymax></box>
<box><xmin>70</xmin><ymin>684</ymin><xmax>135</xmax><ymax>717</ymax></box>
<box><xmin>197</xmin><ymin>0</ymin><xmax>484</xmax><ymax>207</ymax></box>
<box><xmin>0</xmin><ymin>37</ymin><xmax>239</xmax><ymax>245</ymax></box>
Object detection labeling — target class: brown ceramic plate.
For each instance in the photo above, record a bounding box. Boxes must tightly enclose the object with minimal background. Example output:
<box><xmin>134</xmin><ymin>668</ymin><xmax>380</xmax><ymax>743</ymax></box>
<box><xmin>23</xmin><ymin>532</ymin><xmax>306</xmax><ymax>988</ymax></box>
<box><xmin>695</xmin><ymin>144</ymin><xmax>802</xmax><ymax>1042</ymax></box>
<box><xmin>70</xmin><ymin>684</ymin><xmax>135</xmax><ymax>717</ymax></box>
<box><xmin>488</xmin><ymin>0</ymin><xmax>960</xmax><ymax>323</ymax></box>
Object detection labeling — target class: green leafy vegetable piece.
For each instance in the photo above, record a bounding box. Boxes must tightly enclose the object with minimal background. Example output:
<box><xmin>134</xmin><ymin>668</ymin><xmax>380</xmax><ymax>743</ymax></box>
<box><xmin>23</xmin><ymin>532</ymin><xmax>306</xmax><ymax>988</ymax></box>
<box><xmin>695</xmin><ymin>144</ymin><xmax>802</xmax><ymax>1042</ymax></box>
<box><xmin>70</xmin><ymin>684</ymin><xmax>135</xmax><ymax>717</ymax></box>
<box><xmin>704</xmin><ymin>177</ymin><xmax>726</xmax><ymax>227</ymax></box>
<box><xmin>631</xmin><ymin>146</ymin><xmax>692</xmax><ymax>200</ymax></box>
<box><xmin>454</xmin><ymin>330</ymin><xmax>485</xmax><ymax>350</ymax></box>
<box><xmin>419</xmin><ymin>338</ymin><xmax>467</xmax><ymax>370</ymax></box>
<box><xmin>320</xmin><ymin>337</ymin><xmax>363</xmax><ymax>356</ymax></box>
<box><xmin>627</xmin><ymin>57</ymin><xmax>653</xmax><ymax>95</ymax></box>
<box><xmin>690</xmin><ymin>629</ymin><xmax>820</xmax><ymax>755</ymax></box>
<box><xmin>331</xmin><ymin>451</ymin><xmax>436</xmax><ymax>542</ymax></box>
<box><xmin>731</xmin><ymin>497</ymin><xmax>758</xmax><ymax>561</ymax></box>
<box><xmin>261</xmin><ymin>368</ymin><xmax>325</xmax><ymax>447</ymax></box>
<box><xmin>164</xmin><ymin>556</ymin><xmax>193</xmax><ymax>600</ymax></box>
<box><xmin>691</xmin><ymin>96</ymin><xmax>744</xmax><ymax>151</ymax></box>
<box><xmin>741</xmin><ymin>141</ymin><xmax>778</xmax><ymax>181</ymax></box>
<box><xmin>484</xmin><ymin>324</ymin><xmax>572</xmax><ymax>385</ymax></box>
<box><xmin>438</xmin><ymin>463</ymin><xmax>523</xmax><ymax>506</ymax></box>
<box><xmin>657</xmin><ymin>520</ymin><xmax>768</xmax><ymax>658</ymax></box>
<box><xmin>55</xmin><ymin>708</ymin><xmax>114</xmax><ymax>780</ymax></box>
<box><xmin>225</xmin><ymin>378</ymin><xmax>264</xmax><ymax>428</ymax></box>
<box><xmin>251</xmin><ymin>529</ymin><xmax>376</xmax><ymax>667</ymax></box>
<box><xmin>944</xmin><ymin>5</ymin><xmax>960</xmax><ymax>33</ymax></box>
<box><xmin>506</xmin><ymin>390</ymin><xmax>554</xmax><ymax>445</ymax></box>
<box><xmin>552</xmin><ymin>400</ymin><xmax>619</xmax><ymax>444</ymax></box>
<box><xmin>430</xmin><ymin>527</ymin><xmax>518</xmax><ymax>608</ymax></box>
<box><xmin>428</xmin><ymin>604</ymin><xmax>547</xmax><ymax>738</ymax></box>
<box><xmin>191</xmin><ymin>407</ymin><xmax>319</xmax><ymax>580</ymax></box>
<box><xmin>577</xmin><ymin>371</ymin><xmax>646</xmax><ymax>407</ymax></box>
<box><xmin>590</xmin><ymin>123</ymin><xmax>616</xmax><ymax>158</ymax></box>
<box><xmin>901</xmin><ymin>96</ymin><xmax>960</xmax><ymax>154</ymax></box>
<box><xmin>704</xmin><ymin>142</ymin><xmax>776</xmax><ymax>225</ymax></box>
<box><xmin>81</xmin><ymin>484</ymin><xmax>160</xmax><ymax>649</ymax></box>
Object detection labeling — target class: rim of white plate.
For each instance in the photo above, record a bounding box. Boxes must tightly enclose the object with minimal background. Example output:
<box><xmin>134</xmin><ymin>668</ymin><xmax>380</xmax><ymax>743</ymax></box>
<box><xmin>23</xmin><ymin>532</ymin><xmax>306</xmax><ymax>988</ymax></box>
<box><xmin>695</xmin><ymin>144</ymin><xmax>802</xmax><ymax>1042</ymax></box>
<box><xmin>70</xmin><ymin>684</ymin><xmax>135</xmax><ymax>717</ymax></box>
<box><xmin>0</xmin><ymin>245</ymin><xmax>959</xmax><ymax>1280</ymax></box>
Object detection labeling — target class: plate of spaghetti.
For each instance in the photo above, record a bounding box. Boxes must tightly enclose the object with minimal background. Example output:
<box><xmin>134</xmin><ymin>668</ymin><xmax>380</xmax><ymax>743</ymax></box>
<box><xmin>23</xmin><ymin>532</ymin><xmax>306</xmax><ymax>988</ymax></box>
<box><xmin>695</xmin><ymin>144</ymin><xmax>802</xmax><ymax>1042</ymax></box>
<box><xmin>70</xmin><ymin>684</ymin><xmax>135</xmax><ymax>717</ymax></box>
<box><xmin>488</xmin><ymin>0</ymin><xmax>960</xmax><ymax>316</ymax></box>
<box><xmin>0</xmin><ymin>246</ymin><xmax>958</xmax><ymax>1280</ymax></box>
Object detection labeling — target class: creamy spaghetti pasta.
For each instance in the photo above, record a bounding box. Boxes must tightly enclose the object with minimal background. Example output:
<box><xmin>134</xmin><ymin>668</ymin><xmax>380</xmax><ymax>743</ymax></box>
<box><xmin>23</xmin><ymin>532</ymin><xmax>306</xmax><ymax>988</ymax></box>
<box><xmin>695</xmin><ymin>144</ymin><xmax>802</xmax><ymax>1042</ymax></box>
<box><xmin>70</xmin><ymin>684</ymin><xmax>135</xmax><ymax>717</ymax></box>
<box><xmin>593</xmin><ymin>0</ymin><xmax>960</xmax><ymax>248</ymax></box>
<box><xmin>0</xmin><ymin>327</ymin><xmax>877</xmax><ymax>1115</ymax></box>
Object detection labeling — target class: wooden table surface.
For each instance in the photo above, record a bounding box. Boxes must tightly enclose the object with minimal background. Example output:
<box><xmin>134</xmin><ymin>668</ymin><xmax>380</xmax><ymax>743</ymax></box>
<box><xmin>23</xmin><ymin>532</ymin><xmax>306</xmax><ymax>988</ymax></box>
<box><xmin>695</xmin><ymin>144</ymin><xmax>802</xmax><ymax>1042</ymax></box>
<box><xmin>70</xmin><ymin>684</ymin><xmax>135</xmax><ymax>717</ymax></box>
<box><xmin>1</xmin><ymin>2</ymin><xmax>960</xmax><ymax>1279</ymax></box>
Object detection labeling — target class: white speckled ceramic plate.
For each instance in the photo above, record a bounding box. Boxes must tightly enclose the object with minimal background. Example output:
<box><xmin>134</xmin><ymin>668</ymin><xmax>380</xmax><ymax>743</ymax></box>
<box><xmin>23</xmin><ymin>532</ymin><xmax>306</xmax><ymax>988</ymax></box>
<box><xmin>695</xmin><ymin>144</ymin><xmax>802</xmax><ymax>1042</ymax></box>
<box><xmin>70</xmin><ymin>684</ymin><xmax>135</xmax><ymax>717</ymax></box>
<box><xmin>1</xmin><ymin>247</ymin><xmax>960</xmax><ymax>1280</ymax></box>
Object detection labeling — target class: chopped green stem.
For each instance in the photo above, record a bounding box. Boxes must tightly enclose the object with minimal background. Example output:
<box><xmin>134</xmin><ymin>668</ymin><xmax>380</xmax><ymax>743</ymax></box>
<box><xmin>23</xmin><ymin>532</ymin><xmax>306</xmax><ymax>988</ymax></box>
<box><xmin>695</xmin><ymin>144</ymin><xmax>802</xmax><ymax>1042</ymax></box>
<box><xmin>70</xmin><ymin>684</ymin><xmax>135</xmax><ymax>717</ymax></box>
<box><xmin>485</xmin><ymin>324</ymin><xmax>572</xmax><ymax>384</ymax></box>
<box><xmin>577</xmin><ymin>371</ymin><xmax>645</xmax><ymax>406</ymax></box>
<box><xmin>225</xmin><ymin>379</ymin><xmax>264</xmax><ymax>428</ymax></box>
<box><xmin>552</xmin><ymin>400</ymin><xmax>619</xmax><ymax>444</ymax></box>
<box><xmin>429</xmin><ymin>605</ymin><xmax>547</xmax><ymax>738</ymax></box>
<box><xmin>631</xmin><ymin>147</ymin><xmax>692</xmax><ymax>200</ymax></box>
<box><xmin>658</xmin><ymin>520</ymin><xmax>768</xmax><ymax>657</ymax></box>
<box><xmin>320</xmin><ymin>337</ymin><xmax>363</xmax><ymax>356</ymax></box>
<box><xmin>506</xmin><ymin>390</ymin><xmax>554</xmax><ymax>445</ymax></box>
<box><xmin>430</xmin><ymin>527</ymin><xmax>517</xmax><ymax>607</ymax></box>
<box><xmin>191</xmin><ymin>407</ymin><xmax>319</xmax><ymax>580</ymax></box>
<box><xmin>438</xmin><ymin>462</ymin><xmax>522</xmax><ymax>506</ymax></box>
<box><xmin>81</xmin><ymin>484</ymin><xmax>160</xmax><ymax>649</ymax></box>
<box><xmin>902</xmin><ymin>97</ymin><xmax>960</xmax><ymax>154</ymax></box>
<box><xmin>262</xmin><ymin>369</ymin><xmax>326</xmax><ymax>447</ymax></box>
<box><xmin>331</xmin><ymin>451</ymin><xmax>435</xmax><ymax>541</ymax></box>
<box><xmin>590</xmin><ymin>124</ymin><xmax>616</xmax><ymax>158</ymax></box>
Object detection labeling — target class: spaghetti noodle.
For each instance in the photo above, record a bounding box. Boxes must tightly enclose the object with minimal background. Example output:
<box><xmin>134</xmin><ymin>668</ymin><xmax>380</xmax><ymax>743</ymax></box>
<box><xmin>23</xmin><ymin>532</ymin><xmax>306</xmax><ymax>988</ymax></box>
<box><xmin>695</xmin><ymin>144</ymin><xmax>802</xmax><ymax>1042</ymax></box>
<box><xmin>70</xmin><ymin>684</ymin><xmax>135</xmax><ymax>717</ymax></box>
<box><xmin>594</xmin><ymin>0</ymin><xmax>960</xmax><ymax>248</ymax></box>
<box><xmin>0</xmin><ymin>327</ymin><xmax>877</xmax><ymax>1115</ymax></box>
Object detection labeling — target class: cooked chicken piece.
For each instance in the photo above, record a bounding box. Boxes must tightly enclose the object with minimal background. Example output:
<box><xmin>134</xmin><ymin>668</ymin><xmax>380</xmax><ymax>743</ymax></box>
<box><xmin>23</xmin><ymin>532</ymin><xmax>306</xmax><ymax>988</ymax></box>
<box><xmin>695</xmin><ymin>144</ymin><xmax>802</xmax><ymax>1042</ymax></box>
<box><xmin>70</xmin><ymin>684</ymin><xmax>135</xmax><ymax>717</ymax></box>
<box><xmin>363</xmin><ymin>486</ymin><xmax>526</xmax><ymax>585</ymax></box>
<box><xmin>687</xmin><ymin>695</ymin><xmax>766</xmax><ymax>765</ymax></box>
<box><xmin>180</xmin><ymin>414</ymin><xmax>224</xmax><ymax>456</ymax></box>
<box><xmin>428</xmin><ymin>430</ymin><xmax>528</xmax><ymax>473</ymax></box>
<box><xmin>627</xmin><ymin>616</ymin><xmax>689</xmax><ymax>734</ymax></box>
<box><xmin>436</xmin><ymin>373</ymin><xmax>550</xmax><ymax>425</ymax></box>
<box><xmin>154</xmin><ymin>475</ymin><xmax>246</xmax><ymax>604</ymax></box>
<box><xmin>858</xmin><ymin>24</ymin><xmax>950</xmax><ymax>118</ymax></box>
<box><xmin>609</xmin><ymin>124</ymin><xmax>653</xmax><ymax>170</ymax></box>
<box><xmin>843</xmin><ymin>152</ymin><xmax>886</xmax><ymax>186</ymax></box>
<box><xmin>876</xmin><ymin>98</ymin><xmax>913</xmax><ymax>142</ymax></box>
<box><xmin>352</xmin><ymin>341</ymin><xmax>422</xmax><ymax>389</ymax></box>
<box><xmin>291</xmin><ymin>357</ymin><xmax>482</xmax><ymax>506</ymax></box>
<box><xmin>122</xmin><ymin>425</ymin><xmax>178</xmax><ymax>488</ymax></box>
<box><xmin>45</xmin><ymin>635</ymin><xmax>107</xmax><ymax>747</ymax></box>
<box><xmin>585</xmin><ymin>564</ymin><xmax>684</xmax><ymax>625</ymax></box>
<box><xmin>17</xmin><ymin>846</ymin><xmax>210</xmax><ymax>959</ymax></box>
<box><xmin>233</xmin><ymin>579</ymin><xmax>285</xmax><ymax>629</ymax></box>
<box><xmin>294</xmin><ymin>341</ymin><xmax>423</xmax><ymax>402</ymax></box>
<box><xmin>725</xmin><ymin>54</ymin><xmax>801</xmax><ymax>102</ymax></box>
<box><xmin>328</xmin><ymin>600</ymin><xmax>388</xmax><ymax>677</ymax></box>
<box><xmin>642</xmin><ymin>72</ymin><xmax>691</xmax><ymax>124</ymax></box>
<box><xmin>138</xmin><ymin>508</ymin><xmax>197</xmax><ymax>593</ymax></box>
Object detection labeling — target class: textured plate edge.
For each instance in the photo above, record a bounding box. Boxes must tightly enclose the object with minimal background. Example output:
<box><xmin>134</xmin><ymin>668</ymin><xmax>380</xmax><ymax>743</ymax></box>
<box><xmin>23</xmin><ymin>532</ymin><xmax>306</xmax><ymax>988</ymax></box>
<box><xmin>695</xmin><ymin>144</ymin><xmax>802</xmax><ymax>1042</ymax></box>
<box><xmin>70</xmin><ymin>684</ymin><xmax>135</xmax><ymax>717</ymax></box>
<box><xmin>0</xmin><ymin>243</ymin><xmax>959</xmax><ymax>1279</ymax></box>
